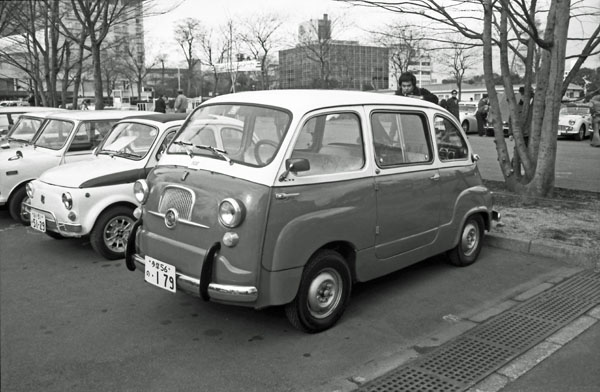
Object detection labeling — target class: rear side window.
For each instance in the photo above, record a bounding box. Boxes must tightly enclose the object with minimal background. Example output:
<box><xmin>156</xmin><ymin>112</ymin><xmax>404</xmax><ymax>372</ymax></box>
<box><xmin>371</xmin><ymin>112</ymin><xmax>432</xmax><ymax>166</ymax></box>
<box><xmin>291</xmin><ymin>112</ymin><xmax>364</xmax><ymax>176</ymax></box>
<box><xmin>434</xmin><ymin>116</ymin><xmax>469</xmax><ymax>161</ymax></box>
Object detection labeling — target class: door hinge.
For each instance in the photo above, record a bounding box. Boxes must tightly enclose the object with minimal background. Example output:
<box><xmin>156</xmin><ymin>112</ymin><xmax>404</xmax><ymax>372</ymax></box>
<box><xmin>375</xmin><ymin>225</ymin><xmax>380</xmax><ymax>235</ymax></box>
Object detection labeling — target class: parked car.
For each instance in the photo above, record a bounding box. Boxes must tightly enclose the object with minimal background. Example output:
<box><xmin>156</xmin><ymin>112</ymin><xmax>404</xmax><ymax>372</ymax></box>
<box><xmin>125</xmin><ymin>90</ymin><xmax>498</xmax><ymax>333</ymax></box>
<box><xmin>0</xmin><ymin>109</ymin><xmax>66</xmax><ymax>148</ymax></box>
<box><xmin>0</xmin><ymin>109</ymin><xmax>154</xmax><ymax>223</ymax></box>
<box><xmin>23</xmin><ymin>114</ymin><xmax>186</xmax><ymax>259</ymax></box>
<box><xmin>459</xmin><ymin>102</ymin><xmax>478</xmax><ymax>133</ymax></box>
<box><xmin>0</xmin><ymin>106</ymin><xmax>60</xmax><ymax>140</ymax></box>
<box><xmin>557</xmin><ymin>103</ymin><xmax>592</xmax><ymax>141</ymax></box>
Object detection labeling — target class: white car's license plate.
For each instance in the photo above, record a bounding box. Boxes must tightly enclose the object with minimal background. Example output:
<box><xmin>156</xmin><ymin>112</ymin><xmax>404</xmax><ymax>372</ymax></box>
<box><xmin>144</xmin><ymin>256</ymin><xmax>176</xmax><ymax>293</ymax></box>
<box><xmin>30</xmin><ymin>210</ymin><xmax>46</xmax><ymax>232</ymax></box>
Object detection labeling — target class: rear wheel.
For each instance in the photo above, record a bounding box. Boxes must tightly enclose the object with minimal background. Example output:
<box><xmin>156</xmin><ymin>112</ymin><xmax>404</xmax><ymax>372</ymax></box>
<box><xmin>447</xmin><ymin>215</ymin><xmax>484</xmax><ymax>267</ymax></box>
<box><xmin>90</xmin><ymin>206</ymin><xmax>135</xmax><ymax>260</ymax></box>
<box><xmin>575</xmin><ymin>125</ymin><xmax>585</xmax><ymax>141</ymax></box>
<box><xmin>285</xmin><ymin>250</ymin><xmax>352</xmax><ymax>333</ymax></box>
<box><xmin>8</xmin><ymin>186</ymin><xmax>28</xmax><ymax>225</ymax></box>
<box><xmin>462</xmin><ymin>121</ymin><xmax>470</xmax><ymax>133</ymax></box>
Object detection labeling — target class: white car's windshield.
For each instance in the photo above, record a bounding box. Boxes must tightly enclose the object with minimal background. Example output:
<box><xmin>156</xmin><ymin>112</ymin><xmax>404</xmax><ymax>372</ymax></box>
<box><xmin>98</xmin><ymin>122</ymin><xmax>158</xmax><ymax>160</ymax></box>
<box><xmin>169</xmin><ymin>104</ymin><xmax>291</xmax><ymax>167</ymax></box>
<box><xmin>560</xmin><ymin>106</ymin><xmax>590</xmax><ymax>116</ymax></box>
<box><xmin>34</xmin><ymin>119</ymin><xmax>74</xmax><ymax>150</ymax></box>
<box><xmin>8</xmin><ymin>117</ymin><xmax>43</xmax><ymax>143</ymax></box>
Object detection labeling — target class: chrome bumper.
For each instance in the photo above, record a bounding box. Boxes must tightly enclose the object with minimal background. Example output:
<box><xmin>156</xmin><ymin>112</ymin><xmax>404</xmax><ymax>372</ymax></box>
<box><xmin>22</xmin><ymin>202</ymin><xmax>83</xmax><ymax>236</ymax></box>
<box><xmin>131</xmin><ymin>254</ymin><xmax>258</xmax><ymax>303</ymax></box>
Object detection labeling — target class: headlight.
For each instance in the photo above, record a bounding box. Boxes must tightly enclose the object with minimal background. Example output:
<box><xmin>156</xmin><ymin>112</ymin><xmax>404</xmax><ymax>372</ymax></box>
<box><xmin>218</xmin><ymin>198</ymin><xmax>245</xmax><ymax>228</ymax></box>
<box><xmin>568</xmin><ymin>120</ymin><xmax>576</xmax><ymax>125</ymax></box>
<box><xmin>134</xmin><ymin>179</ymin><xmax>149</xmax><ymax>204</ymax></box>
<box><xmin>26</xmin><ymin>182</ymin><xmax>33</xmax><ymax>199</ymax></box>
<box><xmin>62</xmin><ymin>192</ymin><xmax>73</xmax><ymax>210</ymax></box>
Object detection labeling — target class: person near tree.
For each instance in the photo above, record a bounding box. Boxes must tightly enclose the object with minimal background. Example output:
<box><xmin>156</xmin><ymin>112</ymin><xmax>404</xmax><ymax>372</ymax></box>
<box><xmin>174</xmin><ymin>89</ymin><xmax>188</xmax><ymax>113</ymax></box>
<box><xmin>446</xmin><ymin>89</ymin><xmax>460</xmax><ymax>121</ymax></box>
<box><xmin>476</xmin><ymin>94</ymin><xmax>489</xmax><ymax>136</ymax></box>
<box><xmin>394</xmin><ymin>72</ymin><xmax>439</xmax><ymax>104</ymax></box>
<box><xmin>154</xmin><ymin>94</ymin><xmax>167</xmax><ymax>113</ymax></box>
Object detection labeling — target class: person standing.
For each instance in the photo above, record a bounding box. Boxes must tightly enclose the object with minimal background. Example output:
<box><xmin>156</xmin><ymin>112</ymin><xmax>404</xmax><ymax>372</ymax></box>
<box><xmin>394</xmin><ymin>72</ymin><xmax>439</xmax><ymax>104</ymax></box>
<box><xmin>476</xmin><ymin>94</ymin><xmax>489</xmax><ymax>136</ymax></box>
<box><xmin>446</xmin><ymin>89</ymin><xmax>460</xmax><ymax>121</ymax></box>
<box><xmin>154</xmin><ymin>94</ymin><xmax>167</xmax><ymax>113</ymax></box>
<box><xmin>590</xmin><ymin>95</ymin><xmax>600</xmax><ymax>147</ymax></box>
<box><xmin>174</xmin><ymin>89</ymin><xmax>188</xmax><ymax>113</ymax></box>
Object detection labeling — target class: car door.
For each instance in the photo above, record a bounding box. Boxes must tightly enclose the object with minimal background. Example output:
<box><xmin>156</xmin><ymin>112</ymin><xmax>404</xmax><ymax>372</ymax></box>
<box><xmin>63</xmin><ymin>120</ymin><xmax>115</xmax><ymax>163</ymax></box>
<box><xmin>371</xmin><ymin>109</ymin><xmax>441</xmax><ymax>259</ymax></box>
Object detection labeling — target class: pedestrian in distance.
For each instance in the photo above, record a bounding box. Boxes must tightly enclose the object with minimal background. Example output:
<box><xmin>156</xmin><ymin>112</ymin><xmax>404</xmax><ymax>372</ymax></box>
<box><xmin>174</xmin><ymin>89</ymin><xmax>188</xmax><ymax>113</ymax></box>
<box><xmin>447</xmin><ymin>89</ymin><xmax>460</xmax><ymax>122</ymax></box>
<box><xmin>81</xmin><ymin>99</ymin><xmax>90</xmax><ymax>110</ymax></box>
<box><xmin>154</xmin><ymin>94</ymin><xmax>167</xmax><ymax>113</ymax></box>
<box><xmin>590</xmin><ymin>94</ymin><xmax>600</xmax><ymax>147</ymax></box>
<box><xmin>476</xmin><ymin>94</ymin><xmax>489</xmax><ymax>136</ymax></box>
<box><xmin>394</xmin><ymin>72</ymin><xmax>439</xmax><ymax>104</ymax></box>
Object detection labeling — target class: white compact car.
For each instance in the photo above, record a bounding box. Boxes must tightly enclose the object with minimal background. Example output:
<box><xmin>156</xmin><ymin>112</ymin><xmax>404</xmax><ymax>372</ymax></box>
<box><xmin>24</xmin><ymin>114</ymin><xmax>186</xmax><ymax>259</ymax></box>
<box><xmin>557</xmin><ymin>103</ymin><xmax>593</xmax><ymax>141</ymax></box>
<box><xmin>0</xmin><ymin>110</ymin><xmax>154</xmax><ymax>223</ymax></box>
<box><xmin>459</xmin><ymin>102</ymin><xmax>478</xmax><ymax>134</ymax></box>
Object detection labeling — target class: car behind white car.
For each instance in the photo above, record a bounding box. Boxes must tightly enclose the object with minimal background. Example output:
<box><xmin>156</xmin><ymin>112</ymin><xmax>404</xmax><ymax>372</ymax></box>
<box><xmin>24</xmin><ymin>114</ymin><xmax>186</xmax><ymax>259</ymax></box>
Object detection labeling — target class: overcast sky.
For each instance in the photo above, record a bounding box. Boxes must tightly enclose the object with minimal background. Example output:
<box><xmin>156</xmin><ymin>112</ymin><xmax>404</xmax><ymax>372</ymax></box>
<box><xmin>144</xmin><ymin>0</ymin><xmax>600</xmax><ymax>74</ymax></box>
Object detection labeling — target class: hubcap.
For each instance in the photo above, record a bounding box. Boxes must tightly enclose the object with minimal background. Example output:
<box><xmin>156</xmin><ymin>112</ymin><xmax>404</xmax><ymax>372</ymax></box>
<box><xmin>103</xmin><ymin>216</ymin><xmax>134</xmax><ymax>253</ymax></box>
<box><xmin>307</xmin><ymin>268</ymin><xmax>343</xmax><ymax>319</ymax></box>
<box><xmin>461</xmin><ymin>222</ymin><xmax>479</xmax><ymax>256</ymax></box>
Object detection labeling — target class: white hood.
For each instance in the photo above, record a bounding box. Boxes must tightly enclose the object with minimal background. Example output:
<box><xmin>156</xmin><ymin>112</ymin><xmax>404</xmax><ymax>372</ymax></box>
<box><xmin>39</xmin><ymin>155</ymin><xmax>144</xmax><ymax>188</ymax></box>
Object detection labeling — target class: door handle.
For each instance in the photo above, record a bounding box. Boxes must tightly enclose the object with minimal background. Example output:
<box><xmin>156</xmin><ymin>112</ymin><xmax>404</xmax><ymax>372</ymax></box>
<box><xmin>275</xmin><ymin>192</ymin><xmax>300</xmax><ymax>200</ymax></box>
<box><xmin>429</xmin><ymin>173</ymin><xmax>440</xmax><ymax>181</ymax></box>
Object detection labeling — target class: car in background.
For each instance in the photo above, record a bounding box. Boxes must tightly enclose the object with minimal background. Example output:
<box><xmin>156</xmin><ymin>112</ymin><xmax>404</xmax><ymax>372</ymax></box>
<box><xmin>0</xmin><ymin>109</ymin><xmax>154</xmax><ymax>223</ymax></box>
<box><xmin>24</xmin><ymin>114</ymin><xmax>186</xmax><ymax>259</ymax></box>
<box><xmin>459</xmin><ymin>102</ymin><xmax>478</xmax><ymax>134</ymax></box>
<box><xmin>558</xmin><ymin>103</ymin><xmax>592</xmax><ymax>141</ymax></box>
<box><xmin>125</xmin><ymin>90</ymin><xmax>497</xmax><ymax>333</ymax></box>
<box><xmin>0</xmin><ymin>106</ymin><xmax>60</xmax><ymax>140</ymax></box>
<box><xmin>0</xmin><ymin>109</ymin><xmax>66</xmax><ymax>148</ymax></box>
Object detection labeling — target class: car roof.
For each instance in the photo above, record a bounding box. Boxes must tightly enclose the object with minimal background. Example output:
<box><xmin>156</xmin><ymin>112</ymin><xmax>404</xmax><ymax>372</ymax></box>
<box><xmin>203</xmin><ymin>89</ymin><xmax>442</xmax><ymax>113</ymax></box>
<box><xmin>19</xmin><ymin>110</ymin><xmax>67</xmax><ymax>118</ymax></box>
<box><xmin>0</xmin><ymin>106</ymin><xmax>63</xmax><ymax>114</ymax></box>
<box><xmin>117</xmin><ymin>113</ymin><xmax>188</xmax><ymax>123</ymax></box>
<box><xmin>44</xmin><ymin>110</ymin><xmax>156</xmax><ymax>121</ymax></box>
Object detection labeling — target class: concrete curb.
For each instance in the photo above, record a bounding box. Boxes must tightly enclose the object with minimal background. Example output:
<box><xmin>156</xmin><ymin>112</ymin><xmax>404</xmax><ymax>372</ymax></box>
<box><xmin>485</xmin><ymin>233</ymin><xmax>599</xmax><ymax>269</ymax></box>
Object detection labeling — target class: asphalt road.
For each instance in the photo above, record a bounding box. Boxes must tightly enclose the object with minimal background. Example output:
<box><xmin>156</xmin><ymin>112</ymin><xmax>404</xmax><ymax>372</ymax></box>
<box><xmin>0</xmin><ymin>209</ymin><xmax>584</xmax><ymax>392</ymax></box>
<box><xmin>467</xmin><ymin>135</ymin><xmax>600</xmax><ymax>193</ymax></box>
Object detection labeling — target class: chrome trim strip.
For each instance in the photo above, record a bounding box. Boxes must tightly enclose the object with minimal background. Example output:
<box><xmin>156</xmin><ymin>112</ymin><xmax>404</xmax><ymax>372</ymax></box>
<box><xmin>208</xmin><ymin>284</ymin><xmax>258</xmax><ymax>302</ymax></box>
<box><xmin>148</xmin><ymin>210</ymin><xmax>209</xmax><ymax>228</ymax></box>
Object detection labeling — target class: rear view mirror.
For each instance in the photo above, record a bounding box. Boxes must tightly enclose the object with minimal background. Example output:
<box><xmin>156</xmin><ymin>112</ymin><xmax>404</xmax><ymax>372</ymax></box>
<box><xmin>279</xmin><ymin>158</ymin><xmax>310</xmax><ymax>181</ymax></box>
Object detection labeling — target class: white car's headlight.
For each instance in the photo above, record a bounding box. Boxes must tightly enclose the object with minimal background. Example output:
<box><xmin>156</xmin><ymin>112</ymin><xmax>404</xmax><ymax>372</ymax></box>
<box><xmin>134</xmin><ymin>179</ymin><xmax>149</xmax><ymax>204</ymax></box>
<box><xmin>26</xmin><ymin>182</ymin><xmax>33</xmax><ymax>199</ymax></box>
<box><xmin>62</xmin><ymin>192</ymin><xmax>73</xmax><ymax>210</ymax></box>
<box><xmin>218</xmin><ymin>198</ymin><xmax>245</xmax><ymax>228</ymax></box>
<box><xmin>568</xmin><ymin>120</ymin><xmax>576</xmax><ymax>125</ymax></box>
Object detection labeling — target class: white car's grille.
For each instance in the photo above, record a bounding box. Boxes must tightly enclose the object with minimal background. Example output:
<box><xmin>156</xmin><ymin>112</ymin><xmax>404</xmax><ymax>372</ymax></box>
<box><xmin>158</xmin><ymin>186</ymin><xmax>194</xmax><ymax>220</ymax></box>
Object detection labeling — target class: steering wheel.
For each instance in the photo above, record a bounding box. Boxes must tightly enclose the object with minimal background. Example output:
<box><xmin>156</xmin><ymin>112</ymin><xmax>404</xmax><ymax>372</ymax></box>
<box><xmin>254</xmin><ymin>140</ymin><xmax>278</xmax><ymax>165</ymax></box>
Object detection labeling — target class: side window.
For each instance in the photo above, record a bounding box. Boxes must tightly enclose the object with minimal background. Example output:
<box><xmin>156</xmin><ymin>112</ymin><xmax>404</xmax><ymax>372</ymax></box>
<box><xmin>434</xmin><ymin>115</ymin><xmax>469</xmax><ymax>161</ymax></box>
<box><xmin>371</xmin><ymin>112</ymin><xmax>432</xmax><ymax>166</ymax></box>
<box><xmin>290</xmin><ymin>112</ymin><xmax>364</xmax><ymax>176</ymax></box>
<box><xmin>69</xmin><ymin>123</ymin><xmax>93</xmax><ymax>152</ymax></box>
<box><xmin>221</xmin><ymin>127</ymin><xmax>243</xmax><ymax>153</ymax></box>
<box><xmin>156</xmin><ymin>129</ymin><xmax>178</xmax><ymax>161</ymax></box>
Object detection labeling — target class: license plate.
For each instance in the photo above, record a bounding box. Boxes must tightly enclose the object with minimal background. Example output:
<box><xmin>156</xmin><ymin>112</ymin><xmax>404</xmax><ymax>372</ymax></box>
<box><xmin>144</xmin><ymin>256</ymin><xmax>176</xmax><ymax>293</ymax></box>
<box><xmin>30</xmin><ymin>210</ymin><xmax>46</xmax><ymax>233</ymax></box>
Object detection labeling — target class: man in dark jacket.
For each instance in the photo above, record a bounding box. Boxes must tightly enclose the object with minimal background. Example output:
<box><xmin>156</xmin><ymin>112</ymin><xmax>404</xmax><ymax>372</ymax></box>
<box><xmin>395</xmin><ymin>72</ymin><xmax>439</xmax><ymax>104</ymax></box>
<box><xmin>446</xmin><ymin>89</ymin><xmax>460</xmax><ymax>121</ymax></box>
<box><xmin>154</xmin><ymin>94</ymin><xmax>167</xmax><ymax>113</ymax></box>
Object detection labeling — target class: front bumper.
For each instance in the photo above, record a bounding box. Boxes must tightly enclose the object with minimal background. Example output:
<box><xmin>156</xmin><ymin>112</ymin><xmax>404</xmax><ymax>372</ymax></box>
<box><xmin>22</xmin><ymin>202</ymin><xmax>83</xmax><ymax>236</ymax></box>
<box><xmin>125</xmin><ymin>220</ymin><xmax>258</xmax><ymax>303</ymax></box>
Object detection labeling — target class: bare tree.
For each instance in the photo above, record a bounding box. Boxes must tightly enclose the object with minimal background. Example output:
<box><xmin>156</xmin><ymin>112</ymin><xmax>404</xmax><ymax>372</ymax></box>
<box><xmin>444</xmin><ymin>39</ymin><xmax>479</xmax><ymax>99</ymax></box>
<box><xmin>239</xmin><ymin>13</ymin><xmax>285</xmax><ymax>90</ymax></box>
<box><xmin>198</xmin><ymin>28</ymin><xmax>228</xmax><ymax>97</ymax></box>
<box><xmin>337</xmin><ymin>0</ymin><xmax>600</xmax><ymax>198</ymax></box>
<box><xmin>174</xmin><ymin>17</ymin><xmax>202</xmax><ymax>94</ymax></box>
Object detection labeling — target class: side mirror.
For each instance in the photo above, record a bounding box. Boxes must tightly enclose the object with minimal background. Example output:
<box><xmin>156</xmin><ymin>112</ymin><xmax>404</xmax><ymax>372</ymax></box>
<box><xmin>279</xmin><ymin>158</ymin><xmax>310</xmax><ymax>181</ymax></box>
<box><xmin>472</xmin><ymin>153</ymin><xmax>480</xmax><ymax>162</ymax></box>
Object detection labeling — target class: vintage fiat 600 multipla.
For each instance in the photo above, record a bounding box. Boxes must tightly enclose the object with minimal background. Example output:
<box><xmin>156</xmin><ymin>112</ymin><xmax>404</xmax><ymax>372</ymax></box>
<box><xmin>126</xmin><ymin>90</ymin><xmax>498</xmax><ymax>333</ymax></box>
<box><xmin>23</xmin><ymin>114</ymin><xmax>186</xmax><ymax>259</ymax></box>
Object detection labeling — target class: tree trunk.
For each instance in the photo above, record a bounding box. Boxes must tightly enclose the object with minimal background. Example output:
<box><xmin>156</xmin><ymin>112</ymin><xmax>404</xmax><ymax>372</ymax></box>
<box><xmin>91</xmin><ymin>39</ymin><xmax>104</xmax><ymax>110</ymax></box>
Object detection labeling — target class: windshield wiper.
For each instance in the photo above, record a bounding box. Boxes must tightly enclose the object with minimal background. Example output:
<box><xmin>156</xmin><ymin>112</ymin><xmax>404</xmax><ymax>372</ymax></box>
<box><xmin>173</xmin><ymin>140</ymin><xmax>232</xmax><ymax>165</ymax></box>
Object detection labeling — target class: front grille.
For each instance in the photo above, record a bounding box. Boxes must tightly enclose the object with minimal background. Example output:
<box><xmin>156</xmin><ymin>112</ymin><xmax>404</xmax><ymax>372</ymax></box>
<box><xmin>158</xmin><ymin>186</ymin><xmax>194</xmax><ymax>220</ymax></box>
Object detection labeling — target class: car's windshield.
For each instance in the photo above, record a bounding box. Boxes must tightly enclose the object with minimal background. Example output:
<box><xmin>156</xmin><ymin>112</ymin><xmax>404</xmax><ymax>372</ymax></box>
<box><xmin>98</xmin><ymin>122</ymin><xmax>158</xmax><ymax>160</ymax></box>
<box><xmin>560</xmin><ymin>106</ymin><xmax>590</xmax><ymax>116</ymax></box>
<box><xmin>168</xmin><ymin>104</ymin><xmax>291</xmax><ymax>167</ymax></box>
<box><xmin>34</xmin><ymin>119</ymin><xmax>74</xmax><ymax>150</ymax></box>
<box><xmin>8</xmin><ymin>117</ymin><xmax>43</xmax><ymax>142</ymax></box>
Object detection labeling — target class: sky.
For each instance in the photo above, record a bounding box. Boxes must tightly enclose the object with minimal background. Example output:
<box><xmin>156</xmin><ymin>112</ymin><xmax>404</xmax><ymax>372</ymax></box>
<box><xmin>144</xmin><ymin>0</ymin><xmax>600</xmax><ymax>74</ymax></box>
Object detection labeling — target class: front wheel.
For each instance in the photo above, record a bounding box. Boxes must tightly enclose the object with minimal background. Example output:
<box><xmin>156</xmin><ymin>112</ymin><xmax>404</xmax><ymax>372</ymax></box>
<box><xmin>90</xmin><ymin>206</ymin><xmax>135</xmax><ymax>260</ymax></box>
<box><xmin>285</xmin><ymin>250</ymin><xmax>352</xmax><ymax>333</ymax></box>
<box><xmin>575</xmin><ymin>125</ymin><xmax>585</xmax><ymax>141</ymax></box>
<box><xmin>8</xmin><ymin>186</ymin><xmax>28</xmax><ymax>225</ymax></box>
<box><xmin>447</xmin><ymin>215</ymin><xmax>484</xmax><ymax>267</ymax></box>
<box><xmin>462</xmin><ymin>121</ymin><xmax>470</xmax><ymax>133</ymax></box>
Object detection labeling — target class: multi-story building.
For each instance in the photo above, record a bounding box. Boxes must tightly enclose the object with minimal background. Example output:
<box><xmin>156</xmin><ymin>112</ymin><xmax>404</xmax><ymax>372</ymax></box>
<box><xmin>388</xmin><ymin>54</ymin><xmax>434</xmax><ymax>91</ymax></box>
